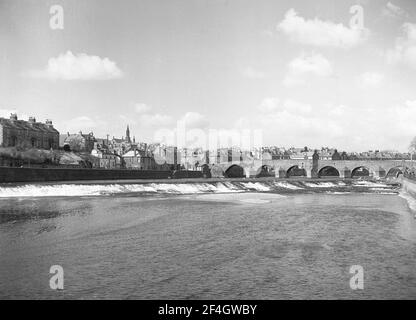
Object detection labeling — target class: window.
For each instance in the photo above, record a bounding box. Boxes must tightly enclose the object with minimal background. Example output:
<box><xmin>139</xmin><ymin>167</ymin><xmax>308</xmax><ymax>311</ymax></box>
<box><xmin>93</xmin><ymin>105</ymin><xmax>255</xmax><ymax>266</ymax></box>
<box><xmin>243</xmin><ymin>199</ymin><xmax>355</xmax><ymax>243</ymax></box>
<box><xmin>11</xmin><ymin>136</ymin><xmax>17</xmax><ymax>147</ymax></box>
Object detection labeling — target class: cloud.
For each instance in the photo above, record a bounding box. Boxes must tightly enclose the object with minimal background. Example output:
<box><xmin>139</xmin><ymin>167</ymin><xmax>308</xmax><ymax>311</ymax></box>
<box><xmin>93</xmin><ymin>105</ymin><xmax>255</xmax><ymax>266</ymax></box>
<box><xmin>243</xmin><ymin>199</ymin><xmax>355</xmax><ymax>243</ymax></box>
<box><xmin>26</xmin><ymin>51</ymin><xmax>123</xmax><ymax>80</ymax></box>
<box><xmin>0</xmin><ymin>109</ymin><xmax>30</xmax><ymax>121</ymax></box>
<box><xmin>241</xmin><ymin>66</ymin><xmax>266</xmax><ymax>79</ymax></box>
<box><xmin>283</xmin><ymin>53</ymin><xmax>333</xmax><ymax>86</ymax></box>
<box><xmin>139</xmin><ymin>114</ymin><xmax>173</xmax><ymax>127</ymax></box>
<box><xmin>382</xmin><ymin>2</ymin><xmax>408</xmax><ymax>19</ymax></box>
<box><xmin>257</xmin><ymin>98</ymin><xmax>311</xmax><ymax>115</ymax></box>
<box><xmin>179</xmin><ymin>112</ymin><xmax>210</xmax><ymax>129</ymax></box>
<box><xmin>238</xmin><ymin>97</ymin><xmax>416</xmax><ymax>151</ymax></box>
<box><xmin>257</xmin><ymin>98</ymin><xmax>280</xmax><ymax>113</ymax></box>
<box><xmin>277</xmin><ymin>9</ymin><xmax>368</xmax><ymax>48</ymax></box>
<box><xmin>357</xmin><ymin>72</ymin><xmax>384</xmax><ymax>88</ymax></box>
<box><xmin>406</xmin><ymin>100</ymin><xmax>416</xmax><ymax>108</ymax></box>
<box><xmin>134</xmin><ymin>103</ymin><xmax>152</xmax><ymax>114</ymax></box>
<box><xmin>60</xmin><ymin>116</ymin><xmax>106</xmax><ymax>134</ymax></box>
<box><xmin>0</xmin><ymin>108</ymin><xmax>18</xmax><ymax>118</ymax></box>
<box><xmin>386</xmin><ymin>23</ymin><xmax>416</xmax><ymax>69</ymax></box>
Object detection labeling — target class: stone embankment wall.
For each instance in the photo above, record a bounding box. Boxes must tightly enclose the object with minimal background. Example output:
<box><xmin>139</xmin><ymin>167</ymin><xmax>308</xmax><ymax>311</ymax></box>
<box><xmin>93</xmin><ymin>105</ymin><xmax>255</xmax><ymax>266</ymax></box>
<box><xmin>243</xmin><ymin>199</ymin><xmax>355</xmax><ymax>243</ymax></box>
<box><xmin>0</xmin><ymin>167</ymin><xmax>172</xmax><ymax>183</ymax></box>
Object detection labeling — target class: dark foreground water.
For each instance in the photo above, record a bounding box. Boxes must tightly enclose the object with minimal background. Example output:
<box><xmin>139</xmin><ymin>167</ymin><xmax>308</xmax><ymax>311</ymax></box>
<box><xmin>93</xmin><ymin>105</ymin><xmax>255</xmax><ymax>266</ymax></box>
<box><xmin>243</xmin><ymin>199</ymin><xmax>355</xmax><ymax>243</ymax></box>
<box><xmin>1</xmin><ymin>180</ymin><xmax>416</xmax><ymax>299</ymax></box>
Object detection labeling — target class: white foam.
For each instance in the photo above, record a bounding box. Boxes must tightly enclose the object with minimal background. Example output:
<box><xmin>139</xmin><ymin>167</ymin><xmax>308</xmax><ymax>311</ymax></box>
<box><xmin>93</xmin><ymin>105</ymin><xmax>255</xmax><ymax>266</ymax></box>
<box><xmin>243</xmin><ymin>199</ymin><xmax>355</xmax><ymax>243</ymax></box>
<box><xmin>0</xmin><ymin>182</ymin><xmax>246</xmax><ymax>198</ymax></box>
<box><xmin>273</xmin><ymin>181</ymin><xmax>303</xmax><ymax>190</ymax></box>
<box><xmin>240</xmin><ymin>182</ymin><xmax>271</xmax><ymax>191</ymax></box>
<box><xmin>325</xmin><ymin>191</ymin><xmax>351</xmax><ymax>195</ymax></box>
<box><xmin>353</xmin><ymin>181</ymin><xmax>389</xmax><ymax>188</ymax></box>
<box><xmin>369</xmin><ymin>188</ymin><xmax>396</xmax><ymax>192</ymax></box>
<box><xmin>0</xmin><ymin>184</ymin><xmax>129</xmax><ymax>198</ymax></box>
<box><xmin>303</xmin><ymin>182</ymin><xmax>337</xmax><ymax>188</ymax></box>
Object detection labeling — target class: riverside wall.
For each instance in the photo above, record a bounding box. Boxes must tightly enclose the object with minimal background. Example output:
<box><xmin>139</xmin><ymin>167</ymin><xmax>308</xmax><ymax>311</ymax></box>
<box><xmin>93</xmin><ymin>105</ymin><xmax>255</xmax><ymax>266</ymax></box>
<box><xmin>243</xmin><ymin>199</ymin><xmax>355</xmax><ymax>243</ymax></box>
<box><xmin>0</xmin><ymin>167</ymin><xmax>172</xmax><ymax>183</ymax></box>
<box><xmin>401</xmin><ymin>176</ymin><xmax>416</xmax><ymax>198</ymax></box>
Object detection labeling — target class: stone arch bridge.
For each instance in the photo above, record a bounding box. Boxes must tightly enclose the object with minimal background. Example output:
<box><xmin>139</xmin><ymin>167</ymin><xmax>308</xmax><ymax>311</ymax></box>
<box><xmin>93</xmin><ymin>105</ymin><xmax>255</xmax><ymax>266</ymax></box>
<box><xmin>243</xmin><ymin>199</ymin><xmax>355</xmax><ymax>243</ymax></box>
<box><xmin>207</xmin><ymin>159</ymin><xmax>410</xmax><ymax>179</ymax></box>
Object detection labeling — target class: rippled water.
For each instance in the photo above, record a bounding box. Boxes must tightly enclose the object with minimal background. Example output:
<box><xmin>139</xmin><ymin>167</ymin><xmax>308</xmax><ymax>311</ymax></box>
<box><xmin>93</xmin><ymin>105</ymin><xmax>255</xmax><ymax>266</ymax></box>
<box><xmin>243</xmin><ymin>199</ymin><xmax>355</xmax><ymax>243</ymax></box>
<box><xmin>1</xmin><ymin>181</ymin><xmax>416</xmax><ymax>299</ymax></box>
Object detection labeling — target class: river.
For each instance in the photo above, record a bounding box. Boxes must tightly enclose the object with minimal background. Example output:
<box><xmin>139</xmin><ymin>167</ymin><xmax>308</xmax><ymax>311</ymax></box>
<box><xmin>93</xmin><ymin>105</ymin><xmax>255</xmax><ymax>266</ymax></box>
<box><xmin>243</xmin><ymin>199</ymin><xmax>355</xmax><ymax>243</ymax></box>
<box><xmin>0</xmin><ymin>180</ymin><xmax>416</xmax><ymax>299</ymax></box>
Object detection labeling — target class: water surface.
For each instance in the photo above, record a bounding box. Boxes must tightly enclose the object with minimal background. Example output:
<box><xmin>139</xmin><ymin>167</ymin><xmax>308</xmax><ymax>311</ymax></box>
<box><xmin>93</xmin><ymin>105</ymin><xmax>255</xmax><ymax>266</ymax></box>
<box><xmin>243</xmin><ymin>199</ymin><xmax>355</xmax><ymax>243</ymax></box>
<box><xmin>0</xmin><ymin>181</ymin><xmax>415</xmax><ymax>299</ymax></box>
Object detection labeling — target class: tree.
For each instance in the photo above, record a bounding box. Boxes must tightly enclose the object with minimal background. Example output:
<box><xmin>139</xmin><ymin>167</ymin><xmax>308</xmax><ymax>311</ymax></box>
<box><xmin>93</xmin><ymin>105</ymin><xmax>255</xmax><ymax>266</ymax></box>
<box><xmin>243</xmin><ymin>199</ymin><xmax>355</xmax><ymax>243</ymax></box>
<box><xmin>409</xmin><ymin>136</ymin><xmax>416</xmax><ymax>161</ymax></box>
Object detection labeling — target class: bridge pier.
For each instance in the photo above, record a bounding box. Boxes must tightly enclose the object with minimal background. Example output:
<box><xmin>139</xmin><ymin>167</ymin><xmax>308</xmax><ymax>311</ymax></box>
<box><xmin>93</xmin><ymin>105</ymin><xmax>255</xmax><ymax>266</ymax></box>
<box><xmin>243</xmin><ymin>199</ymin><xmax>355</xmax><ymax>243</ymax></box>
<box><xmin>277</xmin><ymin>168</ymin><xmax>286</xmax><ymax>178</ymax></box>
<box><xmin>373</xmin><ymin>167</ymin><xmax>386</xmax><ymax>178</ymax></box>
<box><xmin>245</xmin><ymin>168</ymin><xmax>257</xmax><ymax>178</ymax></box>
<box><xmin>341</xmin><ymin>167</ymin><xmax>351</xmax><ymax>179</ymax></box>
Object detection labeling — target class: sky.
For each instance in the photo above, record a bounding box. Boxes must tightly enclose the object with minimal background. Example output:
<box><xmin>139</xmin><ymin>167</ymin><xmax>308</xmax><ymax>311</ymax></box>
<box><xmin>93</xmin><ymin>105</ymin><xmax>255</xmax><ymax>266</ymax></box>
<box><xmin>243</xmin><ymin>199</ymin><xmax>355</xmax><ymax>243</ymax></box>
<box><xmin>1</xmin><ymin>0</ymin><xmax>416</xmax><ymax>151</ymax></box>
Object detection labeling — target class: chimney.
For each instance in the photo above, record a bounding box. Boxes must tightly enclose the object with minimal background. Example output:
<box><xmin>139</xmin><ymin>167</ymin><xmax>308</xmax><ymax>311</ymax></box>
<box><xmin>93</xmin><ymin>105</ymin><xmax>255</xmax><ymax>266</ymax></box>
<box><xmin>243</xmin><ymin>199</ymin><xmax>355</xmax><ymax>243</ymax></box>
<box><xmin>10</xmin><ymin>113</ymin><xmax>17</xmax><ymax>121</ymax></box>
<box><xmin>45</xmin><ymin>119</ymin><xmax>53</xmax><ymax>127</ymax></box>
<box><xmin>28</xmin><ymin>116</ymin><xmax>36</xmax><ymax>123</ymax></box>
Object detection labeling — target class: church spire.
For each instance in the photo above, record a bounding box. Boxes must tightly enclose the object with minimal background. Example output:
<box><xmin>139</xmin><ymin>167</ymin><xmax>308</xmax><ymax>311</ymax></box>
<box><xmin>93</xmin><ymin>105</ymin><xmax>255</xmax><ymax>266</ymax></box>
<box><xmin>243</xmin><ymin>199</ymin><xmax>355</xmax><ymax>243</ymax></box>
<box><xmin>126</xmin><ymin>125</ymin><xmax>131</xmax><ymax>143</ymax></box>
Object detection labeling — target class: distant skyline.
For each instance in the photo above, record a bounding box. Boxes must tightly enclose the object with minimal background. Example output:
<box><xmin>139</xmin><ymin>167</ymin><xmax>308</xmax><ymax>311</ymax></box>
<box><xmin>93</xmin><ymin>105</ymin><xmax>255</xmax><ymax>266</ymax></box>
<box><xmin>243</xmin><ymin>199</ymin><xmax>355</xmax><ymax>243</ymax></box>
<box><xmin>1</xmin><ymin>0</ymin><xmax>416</xmax><ymax>151</ymax></box>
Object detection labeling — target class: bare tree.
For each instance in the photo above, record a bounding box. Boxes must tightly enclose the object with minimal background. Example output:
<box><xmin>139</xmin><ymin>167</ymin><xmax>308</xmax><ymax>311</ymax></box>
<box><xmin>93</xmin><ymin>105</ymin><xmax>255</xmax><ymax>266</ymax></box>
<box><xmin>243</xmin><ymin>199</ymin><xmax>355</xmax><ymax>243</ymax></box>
<box><xmin>409</xmin><ymin>136</ymin><xmax>416</xmax><ymax>161</ymax></box>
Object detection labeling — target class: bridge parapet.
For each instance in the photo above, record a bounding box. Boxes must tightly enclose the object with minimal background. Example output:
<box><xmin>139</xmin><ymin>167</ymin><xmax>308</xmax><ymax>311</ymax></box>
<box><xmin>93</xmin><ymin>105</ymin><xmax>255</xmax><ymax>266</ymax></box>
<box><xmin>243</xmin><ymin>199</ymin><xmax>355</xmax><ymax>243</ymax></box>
<box><xmin>210</xmin><ymin>158</ymin><xmax>407</xmax><ymax>178</ymax></box>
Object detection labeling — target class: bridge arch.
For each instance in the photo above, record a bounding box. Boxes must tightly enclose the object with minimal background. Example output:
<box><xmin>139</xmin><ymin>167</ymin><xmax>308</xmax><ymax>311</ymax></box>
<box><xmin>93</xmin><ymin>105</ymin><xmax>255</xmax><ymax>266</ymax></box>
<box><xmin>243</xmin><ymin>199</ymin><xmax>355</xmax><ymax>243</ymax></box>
<box><xmin>286</xmin><ymin>165</ymin><xmax>307</xmax><ymax>178</ymax></box>
<box><xmin>351</xmin><ymin>166</ymin><xmax>370</xmax><ymax>178</ymax></box>
<box><xmin>318</xmin><ymin>166</ymin><xmax>340</xmax><ymax>178</ymax></box>
<box><xmin>386</xmin><ymin>166</ymin><xmax>404</xmax><ymax>178</ymax></box>
<box><xmin>224</xmin><ymin>164</ymin><xmax>245</xmax><ymax>178</ymax></box>
<box><xmin>210</xmin><ymin>164</ymin><xmax>225</xmax><ymax>178</ymax></box>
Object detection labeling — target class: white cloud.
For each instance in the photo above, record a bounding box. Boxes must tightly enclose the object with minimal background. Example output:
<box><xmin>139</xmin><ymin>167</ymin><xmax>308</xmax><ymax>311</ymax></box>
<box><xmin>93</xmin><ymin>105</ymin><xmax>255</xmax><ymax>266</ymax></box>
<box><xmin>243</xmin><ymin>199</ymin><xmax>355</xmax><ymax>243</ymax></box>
<box><xmin>283</xmin><ymin>99</ymin><xmax>312</xmax><ymax>114</ymax></box>
<box><xmin>0</xmin><ymin>108</ymin><xmax>18</xmax><ymax>118</ymax></box>
<box><xmin>240</xmin><ymin>98</ymin><xmax>416</xmax><ymax>151</ymax></box>
<box><xmin>139</xmin><ymin>114</ymin><xmax>173</xmax><ymax>127</ymax></box>
<box><xmin>0</xmin><ymin>109</ymin><xmax>30</xmax><ymax>121</ymax></box>
<box><xmin>60</xmin><ymin>116</ymin><xmax>106</xmax><ymax>134</ymax></box>
<box><xmin>27</xmin><ymin>51</ymin><xmax>123</xmax><ymax>80</ymax></box>
<box><xmin>386</xmin><ymin>23</ymin><xmax>416</xmax><ymax>69</ymax></box>
<box><xmin>134</xmin><ymin>103</ymin><xmax>152</xmax><ymax>114</ymax></box>
<box><xmin>179</xmin><ymin>112</ymin><xmax>209</xmax><ymax>129</ymax></box>
<box><xmin>241</xmin><ymin>66</ymin><xmax>265</xmax><ymax>79</ymax></box>
<box><xmin>358</xmin><ymin>72</ymin><xmax>385</xmax><ymax>88</ymax></box>
<box><xmin>405</xmin><ymin>100</ymin><xmax>416</xmax><ymax>108</ymax></box>
<box><xmin>284</xmin><ymin>53</ymin><xmax>333</xmax><ymax>86</ymax></box>
<box><xmin>257</xmin><ymin>98</ymin><xmax>311</xmax><ymax>115</ymax></box>
<box><xmin>382</xmin><ymin>2</ymin><xmax>408</xmax><ymax>19</ymax></box>
<box><xmin>277</xmin><ymin>9</ymin><xmax>368</xmax><ymax>48</ymax></box>
<box><xmin>132</xmin><ymin>103</ymin><xmax>173</xmax><ymax>127</ymax></box>
<box><xmin>257</xmin><ymin>98</ymin><xmax>280</xmax><ymax>113</ymax></box>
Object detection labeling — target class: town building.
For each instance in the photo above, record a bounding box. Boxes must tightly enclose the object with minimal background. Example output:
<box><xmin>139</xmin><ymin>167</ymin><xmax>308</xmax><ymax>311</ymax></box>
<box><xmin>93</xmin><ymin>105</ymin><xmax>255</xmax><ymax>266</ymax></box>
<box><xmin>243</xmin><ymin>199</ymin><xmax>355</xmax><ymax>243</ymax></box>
<box><xmin>63</xmin><ymin>131</ymin><xmax>96</xmax><ymax>153</ymax></box>
<box><xmin>122</xmin><ymin>148</ymin><xmax>171</xmax><ymax>170</ymax></box>
<box><xmin>91</xmin><ymin>148</ymin><xmax>120</xmax><ymax>169</ymax></box>
<box><xmin>0</xmin><ymin>113</ymin><xmax>59</xmax><ymax>149</ymax></box>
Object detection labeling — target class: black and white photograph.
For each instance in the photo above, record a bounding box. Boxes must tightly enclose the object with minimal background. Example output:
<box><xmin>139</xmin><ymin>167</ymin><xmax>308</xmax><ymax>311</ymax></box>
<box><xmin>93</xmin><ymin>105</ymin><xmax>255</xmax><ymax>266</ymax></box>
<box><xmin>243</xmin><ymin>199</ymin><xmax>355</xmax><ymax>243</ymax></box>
<box><xmin>1</xmin><ymin>0</ymin><xmax>416</xmax><ymax>308</ymax></box>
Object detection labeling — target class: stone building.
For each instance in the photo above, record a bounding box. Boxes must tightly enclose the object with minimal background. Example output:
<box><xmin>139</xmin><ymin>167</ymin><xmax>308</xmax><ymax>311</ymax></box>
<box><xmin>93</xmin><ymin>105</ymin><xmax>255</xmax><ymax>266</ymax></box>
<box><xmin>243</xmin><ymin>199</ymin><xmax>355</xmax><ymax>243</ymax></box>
<box><xmin>0</xmin><ymin>113</ymin><xmax>59</xmax><ymax>149</ymax></box>
<box><xmin>91</xmin><ymin>148</ymin><xmax>120</xmax><ymax>169</ymax></box>
<box><xmin>122</xmin><ymin>149</ymin><xmax>170</xmax><ymax>170</ymax></box>
<box><xmin>63</xmin><ymin>131</ymin><xmax>96</xmax><ymax>153</ymax></box>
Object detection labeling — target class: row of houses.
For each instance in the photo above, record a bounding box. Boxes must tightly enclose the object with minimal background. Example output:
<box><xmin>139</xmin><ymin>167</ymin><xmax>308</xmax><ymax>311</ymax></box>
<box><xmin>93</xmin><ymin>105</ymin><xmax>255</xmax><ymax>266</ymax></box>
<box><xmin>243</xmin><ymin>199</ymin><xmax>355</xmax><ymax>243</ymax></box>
<box><xmin>1</xmin><ymin>113</ymin><xmax>414</xmax><ymax>170</ymax></box>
